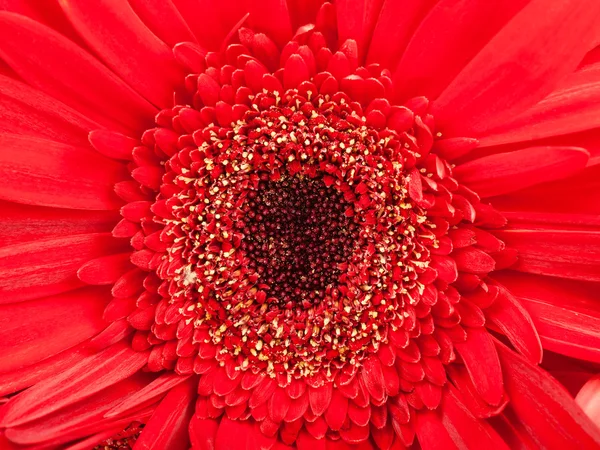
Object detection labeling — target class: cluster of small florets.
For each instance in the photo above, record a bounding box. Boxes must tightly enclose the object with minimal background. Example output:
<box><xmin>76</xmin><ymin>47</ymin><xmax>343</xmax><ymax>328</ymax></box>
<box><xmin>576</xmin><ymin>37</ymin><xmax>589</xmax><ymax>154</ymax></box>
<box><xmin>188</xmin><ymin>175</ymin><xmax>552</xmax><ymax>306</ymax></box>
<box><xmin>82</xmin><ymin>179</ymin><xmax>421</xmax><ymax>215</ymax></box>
<box><xmin>158</xmin><ymin>89</ymin><xmax>436</xmax><ymax>378</ymax></box>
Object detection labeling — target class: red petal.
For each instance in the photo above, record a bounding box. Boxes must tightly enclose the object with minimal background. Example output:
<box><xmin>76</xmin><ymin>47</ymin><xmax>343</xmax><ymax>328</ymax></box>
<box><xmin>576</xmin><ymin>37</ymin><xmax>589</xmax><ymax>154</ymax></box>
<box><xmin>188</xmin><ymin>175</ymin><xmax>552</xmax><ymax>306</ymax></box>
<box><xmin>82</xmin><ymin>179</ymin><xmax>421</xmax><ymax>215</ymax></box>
<box><xmin>173</xmin><ymin>0</ymin><xmax>246</xmax><ymax>51</ymax></box>
<box><xmin>128</xmin><ymin>0</ymin><xmax>196</xmax><ymax>47</ymax></box>
<box><xmin>249</xmin><ymin>376</ymin><xmax>277</xmax><ymax>409</ymax></box>
<box><xmin>112</xmin><ymin>268</ymin><xmax>147</xmax><ymax>298</ymax></box>
<box><xmin>296</xmin><ymin>430</ymin><xmax>326</xmax><ymax>450</ymax></box>
<box><xmin>433</xmin><ymin>137</ymin><xmax>479</xmax><ymax>161</ymax></box>
<box><xmin>338</xmin><ymin>421</ymin><xmax>369</xmax><ymax>444</ymax></box>
<box><xmin>0</xmin><ymin>201</ymin><xmax>118</xmax><ymax>247</ymax></box>
<box><xmin>269</xmin><ymin>387</ymin><xmax>291</xmax><ymax>423</ymax></box>
<box><xmin>0</xmin><ymin>134</ymin><xmax>126</xmax><ymax>210</ymax></box>
<box><xmin>496</xmin><ymin>341</ymin><xmax>600</xmax><ymax>449</ymax></box>
<box><xmin>495</xmin><ymin>229</ymin><xmax>600</xmax><ymax>282</ymax></box>
<box><xmin>360</xmin><ymin>357</ymin><xmax>386</xmax><ymax>403</ymax></box>
<box><xmin>105</xmin><ymin>373</ymin><xmax>191</xmax><ymax>418</ymax></box>
<box><xmin>453</xmin><ymin>147</ymin><xmax>589</xmax><ymax>198</ymax></box>
<box><xmin>246</xmin><ymin>0</ymin><xmax>293</xmax><ymax>48</ymax></box>
<box><xmin>454</xmin><ymin>328</ymin><xmax>504</xmax><ymax>406</ymax></box>
<box><xmin>480</xmin><ymin>64</ymin><xmax>600</xmax><ymax>147</ymax></box>
<box><xmin>309</xmin><ymin>382</ymin><xmax>333</xmax><ymax>416</ymax></box>
<box><xmin>0</xmin><ymin>287</ymin><xmax>107</xmax><ymax>373</ymax></box>
<box><xmin>0</xmin><ymin>233</ymin><xmax>124</xmax><ymax>303</ymax></box>
<box><xmin>284</xmin><ymin>54</ymin><xmax>310</xmax><ymax>90</ymax></box>
<box><xmin>189</xmin><ymin>417</ymin><xmax>219</xmax><ymax>450</ymax></box>
<box><xmin>453</xmin><ymin>247</ymin><xmax>496</xmax><ymax>274</ymax></box>
<box><xmin>367</xmin><ymin>0</ymin><xmax>436</xmax><ymax>69</ymax></box>
<box><xmin>89</xmin><ymin>130</ymin><xmax>136</xmax><ymax>161</ymax></box>
<box><xmin>372</xmin><ymin>422</ymin><xmax>395</xmax><ymax>450</ymax></box>
<box><xmin>0</xmin><ymin>341</ymin><xmax>90</xmax><ymax>397</ymax></box>
<box><xmin>215</xmin><ymin>416</ymin><xmax>265</xmax><ymax>450</ymax></box>
<box><xmin>88</xmin><ymin>318</ymin><xmax>132</xmax><ymax>350</ymax></box>
<box><xmin>521</xmin><ymin>297</ymin><xmax>600</xmax><ymax>363</ymax></box>
<box><xmin>0</xmin><ymin>342</ymin><xmax>149</xmax><ymax>427</ymax></box>
<box><xmin>4</xmin><ymin>374</ymin><xmax>153</xmax><ymax>447</ymax></box>
<box><xmin>490</xmin><ymin>165</ymin><xmax>600</xmax><ymax>216</ymax></box>
<box><xmin>285</xmin><ymin>393</ymin><xmax>309</xmax><ymax>422</ymax></box>
<box><xmin>576</xmin><ymin>376</ymin><xmax>600</xmax><ymax>427</ymax></box>
<box><xmin>415</xmin><ymin>382</ymin><xmax>443</xmax><ymax>410</ymax></box>
<box><xmin>77</xmin><ymin>253</ymin><xmax>133</xmax><ymax>285</ymax></box>
<box><xmin>485</xmin><ymin>285</ymin><xmax>543</xmax><ymax>364</ymax></box>
<box><xmin>414</xmin><ymin>410</ymin><xmax>459</xmax><ymax>450</ymax></box>
<box><xmin>0</xmin><ymin>12</ymin><xmax>155</xmax><ymax>132</ymax></box>
<box><xmin>447</xmin><ymin>364</ymin><xmax>508</xmax><ymax>419</ymax></box>
<box><xmin>441</xmin><ymin>386</ymin><xmax>511</xmax><ymax>450</ymax></box>
<box><xmin>131</xmin><ymin>166</ymin><xmax>163</xmax><ymax>191</ymax></box>
<box><xmin>59</xmin><ymin>0</ymin><xmax>183</xmax><ymax>109</ymax></box>
<box><xmin>393</xmin><ymin>0</ymin><xmax>529</xmax><ymax>101</ymax></box>
<box><xmin>324</xmin><ymin>388</ymin><xmax>348</xmax><ymax>431</ymax></box>
<box><xmin>348</xmin><ymin>401</ymin><xmax>371</xmax><ymax>426</ymax></box>
<box><xmin>0</xmin><ymin>74</ymin><xmax>97</xmax><ymax>145</ymax></box>
<box><xmin>133</xmin><ymin>377</ymin><xmax>197</xmax><ymax>450</ymax></box>
<box><xmin>335</xmin><ymin>0</ymin><xmax>383</xmax><ymax>58</ymax></box>
<box><xmin>501</xmin><ymin>211</ymin><xmax>600</xmax><ymax>232</ymax></box>
<box><xmin>432</xmin><ymin>0</ymin><xmax>600</xmax><ymax>136</ymax></box>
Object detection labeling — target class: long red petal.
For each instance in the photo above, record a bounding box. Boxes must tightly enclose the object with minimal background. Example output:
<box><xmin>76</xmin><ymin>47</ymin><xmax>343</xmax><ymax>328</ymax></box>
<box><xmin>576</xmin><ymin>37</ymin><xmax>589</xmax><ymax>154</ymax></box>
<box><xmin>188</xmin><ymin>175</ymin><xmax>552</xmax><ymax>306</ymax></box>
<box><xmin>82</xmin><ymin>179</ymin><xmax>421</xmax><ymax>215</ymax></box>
<box><xmin>0</xmin><ymin>341</ymin><xmax>92</xmax><ymax>397</ymax></box>
<box><xmin>105</xmin><ymin>373</ymin><xmax>191</xmax><ymax>419</ymax></box>
<box><xmin>501</xmin><ymin>211</ymin><xmax>600</xmax><ymax>232</ymax></box>
<box><xmin>246</xmin><ymin>0</ymin><xmax>293</xmax><ymax>49</ymax></box>
<box><xmin>0</xmin><ymin>12</ymin><xmax>156</xmax><ymax>132</ymax></box>
<box><xmin>0</xmin><ymin>287</ymin><xmax>107</xmax><ymax>373</ymax></box>
<box><xmin>496</xmin><ymin>341</ymin><xmax>600</xmax><ymax>449</ymax></box>
<box><xmin>490</xmin><ymin>165</ymin><xmax>600</xmax><ymax>215</ymax></box>
<box><xmin>0</xmin><ymin>134</ymin><xmax>126</xmax><ymax>210</ymax></box>
<box><xmin>441</xmin><ymin>387</ymin><xmax>511</xmax><ymax>449</ymax></box>
<box><xmin>479</xmin><ymin>63</ymin><xmax>600</xmax><ymax>147</ymax></box>
<box><xmin>335</xmin><ymin>0</ymin><xmax>383</xmax><ymax>59</ymax></box>
<box><xmin>453</xmin><ymin>147</ymin><xmax>589</xmax><ymax>198</ymax></box>
<box><xmin>454</xmin><ymin>328</ymin><xmax>504</xmax><ymax>406</ymax></box>
<box><xmin>432</xmin><ymin>0</ymin><xmax>600</xmax><ymax>136</ymax></box>
<box><xmin>520</xmin><ymin>298</ymin><xmax>600</xmax><ymax>363</ymax></box>
<box><xmin>132</xmin><ymin>377</ymin><xmax>196</xmax><ymax>449</ymax></box>
<box><xmin>393</xmin><ymin>0</ymin><xmax>529</xmax><ymax>101</ymax></box>
<box><xmin>0</xmin><ymin>74</ymin><xmax>98</xmax><ymax>145</ymax></box>
<box><xmin>414</xmin><ymin>410</ymin><xmax>459</xmax><ymax>450</ymax></box>
<box><xmin>495</xmin><ymin>229</ymin><xmax>600</xmax><ymax>282</ymax></box>
<box><xmin>576</xmin><ymin>376</ymin><xmax>600</xmax><ymax>427</ymax></box>
<box><xmin>0</xmin><ymin>233</ymin><xmax>124</xmax><ymax>303</ymax></box>
<box><xmin>189</xmin><ymin>416</ymin><xmax>219</xmax><ymax>450</ymax></box>
<box><xmin>0</xmin><ymin>342</ymin><xmax>149</xmax><ymax>427</ymax></box>
<box><xmin>0</xmin><ymin>201</ymin><xmax>118</xmax><ymax>247</ymax></box>
<box><xmin>171</xmin><ymin>0</ymin><xmax>246</xmax><ymax>51</ymax></box>
<box><xmin>59</xmin><ymin>0</ymin><xmax>183</xmax><ymax>109</ymax></box>
<box><xmin>128</xmin><ymin>0</ymin><xmax>196</xmax><ymax>47</ymax></box>
<box><xmin>4</xmin><ymin>374</ymin><xmax>154</xmax><ymax>447</ymax></box>
<box><xmin>367</xmin><ymin>0</ymin><xmax>436</xmax><ymax>69</ymax></box>
<box><xmin>485</xmin><ymin>285</ymin><xmax>543</xmax><ymax>364</ymax></box>
<box><xmin>89</xmin><ymin>130</ymin><xmax>136</xmax><ymax>161</ymax></box>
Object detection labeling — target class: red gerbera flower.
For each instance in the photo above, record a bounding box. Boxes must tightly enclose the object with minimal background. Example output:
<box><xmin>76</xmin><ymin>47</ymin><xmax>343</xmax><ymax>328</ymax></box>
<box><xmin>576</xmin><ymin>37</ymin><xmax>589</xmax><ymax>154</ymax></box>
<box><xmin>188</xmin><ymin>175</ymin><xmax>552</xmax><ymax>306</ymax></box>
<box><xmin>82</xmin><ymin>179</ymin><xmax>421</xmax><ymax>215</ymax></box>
<box><xmin>1</xmin><ymin>1</ymin><xmax>600</xmax><ymax>449</ymax></box>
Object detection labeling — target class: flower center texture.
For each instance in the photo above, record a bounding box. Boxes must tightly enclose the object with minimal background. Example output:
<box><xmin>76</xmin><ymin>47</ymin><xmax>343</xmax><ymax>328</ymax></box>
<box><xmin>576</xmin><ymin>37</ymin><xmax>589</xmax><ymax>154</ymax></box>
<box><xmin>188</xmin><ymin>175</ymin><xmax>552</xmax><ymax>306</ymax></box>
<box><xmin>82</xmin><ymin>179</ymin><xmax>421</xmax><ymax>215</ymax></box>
<box><xmin>239</xmin><ymin>176</ymin><xmax>357</xmax><ymax>305</ymax></box>
<box><xmin>141</xmin><ymin>92</ymin><xmax>441</xmax><ymax>380</ymax></box>
<box><xmin>113</xmin><ymin>26</ymin><xmax>508</xmax><ymax>443</ymax></box>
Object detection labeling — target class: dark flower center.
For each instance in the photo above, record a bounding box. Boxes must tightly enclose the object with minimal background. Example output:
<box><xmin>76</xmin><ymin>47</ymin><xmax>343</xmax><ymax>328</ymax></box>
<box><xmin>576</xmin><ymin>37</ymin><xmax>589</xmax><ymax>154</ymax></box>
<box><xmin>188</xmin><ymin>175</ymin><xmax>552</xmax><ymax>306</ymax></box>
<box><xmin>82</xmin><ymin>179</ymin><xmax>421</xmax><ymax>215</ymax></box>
<box><xmin>239</xmin><ymin>176</ymin><xmax>358</xmax><ymax>308</ymax></box>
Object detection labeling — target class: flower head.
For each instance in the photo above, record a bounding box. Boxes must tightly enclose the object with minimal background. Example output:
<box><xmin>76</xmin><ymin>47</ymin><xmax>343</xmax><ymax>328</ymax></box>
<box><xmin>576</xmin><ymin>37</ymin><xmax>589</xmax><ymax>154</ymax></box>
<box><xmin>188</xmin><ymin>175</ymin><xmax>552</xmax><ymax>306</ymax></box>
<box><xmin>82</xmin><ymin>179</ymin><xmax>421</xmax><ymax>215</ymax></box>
<box><xmin>1</xmin><ymin>1</ymin><xmax>600</xmax><ymax>449</ymax></box>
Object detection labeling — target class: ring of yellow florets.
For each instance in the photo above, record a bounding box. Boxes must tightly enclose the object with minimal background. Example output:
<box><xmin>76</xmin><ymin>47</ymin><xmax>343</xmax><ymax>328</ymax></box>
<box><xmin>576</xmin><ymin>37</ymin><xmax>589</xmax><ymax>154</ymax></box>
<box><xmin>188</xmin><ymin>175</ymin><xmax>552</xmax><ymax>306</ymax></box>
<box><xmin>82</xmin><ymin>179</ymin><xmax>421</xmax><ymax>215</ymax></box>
<box><xmin>157</xmin><ymin>89</ymin><xmax>435</xmax><ymax>378</ymax></box>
